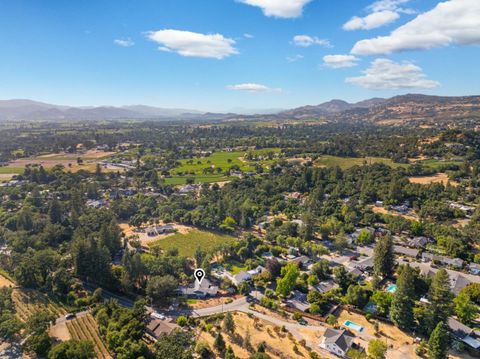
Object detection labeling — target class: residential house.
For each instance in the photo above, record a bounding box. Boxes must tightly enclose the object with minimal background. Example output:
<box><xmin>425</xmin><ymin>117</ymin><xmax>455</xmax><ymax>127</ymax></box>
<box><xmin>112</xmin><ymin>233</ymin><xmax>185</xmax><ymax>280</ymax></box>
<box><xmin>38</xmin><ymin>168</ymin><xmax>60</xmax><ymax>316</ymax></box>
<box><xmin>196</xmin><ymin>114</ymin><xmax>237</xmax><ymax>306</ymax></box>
<box><xmin>146</xmin><ymin>224</ymin><xmax>175</xmax><ymax>237</ymax></box>
<box><xmin>286</xmin><ymin>290</ymin><xmax>310</xmax><ymax>312</ymax></box>
<box><xmin>422</xmin><ymin>253</ymin><xmax>464</xmax><ymax>269</ymax></box>
<box><xmin>145</xmin><ymin>318</ymin><xmax>178</xmax><ymax>341</ymax></box>
<box><xmin>407</xmin><ymin>236</ymin><xmax>430</xmax><ymax>248</ymax></box>
<box><xmin>228</xmin><ymin>266</ymin><xmax>266</xmax><ymax>286</ymax></box>
<box><xmin>319</xmin><ymin>328</ymin><xmax>355</xmax><ymax>357</ymax></box>
<box><xmin>314</xmin><ymin>280</ymin><xmax>338</xmax><ymax>294</ymax></box>
<box><xmin>179</xmin><ymin>278</ymin><xmax>218</xmax><ymax>299</ymax></box>
<box><xmin>394</xmin><ymin>245</ymin><xmax>420</xmax><ymax>258</ymax></box>
<box><xmin>178</xmin><ymin>184</ymin><xmax>199</xmax><ymax>195</ymax></box>
<box><xmin>447</xmin><ymin>317</ymin><xmax>480</xmax><ymax>355</ymax></box>
<box><xmin>469</xmin><ymin>263</ymin><xmax>480</xmax><ymax>275</ymax></box>
<box><xmin>86</xmin><ymin>199</ymin><xmax>108</xmax><ymax>209</ymax></box>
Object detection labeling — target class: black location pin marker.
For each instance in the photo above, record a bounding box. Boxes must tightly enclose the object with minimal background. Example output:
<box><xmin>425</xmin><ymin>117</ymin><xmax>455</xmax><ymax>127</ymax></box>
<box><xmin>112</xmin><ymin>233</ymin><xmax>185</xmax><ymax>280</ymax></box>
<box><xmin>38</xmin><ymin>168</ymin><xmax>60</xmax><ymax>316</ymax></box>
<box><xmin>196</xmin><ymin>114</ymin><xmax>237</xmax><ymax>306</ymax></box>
<box><xmin>194</xmin><ymin>268</ymin><xmax>205</xmax><ymax>285</ymax></box>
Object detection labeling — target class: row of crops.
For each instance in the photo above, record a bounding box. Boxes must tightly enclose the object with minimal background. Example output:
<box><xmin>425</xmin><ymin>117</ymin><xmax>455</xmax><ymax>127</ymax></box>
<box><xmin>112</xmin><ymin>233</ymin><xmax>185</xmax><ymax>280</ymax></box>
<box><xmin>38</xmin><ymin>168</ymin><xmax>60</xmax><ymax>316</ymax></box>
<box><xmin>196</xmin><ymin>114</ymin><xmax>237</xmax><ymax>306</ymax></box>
<box><xmin>67</xmin><ymin>314</ymin><xmax>111</xmax><ymax>359</ymax></box>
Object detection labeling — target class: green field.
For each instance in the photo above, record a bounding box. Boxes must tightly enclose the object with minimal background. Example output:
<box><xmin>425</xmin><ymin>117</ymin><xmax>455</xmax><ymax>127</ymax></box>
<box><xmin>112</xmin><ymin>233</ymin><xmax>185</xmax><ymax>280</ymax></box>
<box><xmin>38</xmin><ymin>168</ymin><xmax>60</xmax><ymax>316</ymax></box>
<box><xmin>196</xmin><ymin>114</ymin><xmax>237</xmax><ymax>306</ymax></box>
<box><xmin>315</xmin><ymin>156</ymin><xmax>407</xmax><ymax>170</ymax></box>
<box><xmin>149</xmin><ymin>229</ymin><xmax>236</xmax><ymax>257</ymax></box>
<box><xmin>0</xmin><ymin>167</ymin><xmax>23</xmax><ymax>174</ymax></box>
<box><xmin>416</xmin><ymin>158</ymin><xmax>463</xmax><ymax>169</ymax></box>
<box><xmin>164</xmin><ymin>174</ymin><xmax>231</xmax><ymax>185</ymax></box>
<box><xmin>172</xmin><ymin>148</ymin><xmax>280</xmax><ymax>175</ymax></box>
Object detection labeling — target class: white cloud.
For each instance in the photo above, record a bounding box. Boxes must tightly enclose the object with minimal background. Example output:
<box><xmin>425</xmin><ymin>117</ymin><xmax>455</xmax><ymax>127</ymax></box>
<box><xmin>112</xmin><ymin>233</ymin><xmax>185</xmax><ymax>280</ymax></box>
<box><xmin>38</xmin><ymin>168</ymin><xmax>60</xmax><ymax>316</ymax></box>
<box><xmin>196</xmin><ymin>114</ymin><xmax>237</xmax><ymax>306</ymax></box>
<box><xmin>287</xmin><ymin>54</ymin><xmax>304</xmax><ymax>62</ymax></box>
<box><xmin>146</xmin><ymin>29</ymin><xmax>238</xmax><ymax>59</ymax></box>
<box><xmin>343</xmin><ymin>10</ymin><xmax>399</xmax><ymax>31</ymax></box>
<box><xmin>226</xmin><ymin>83</ymin><xmax>282</xmax><ymax>93</ymax></box>
<box><xmin>352</xmin><ymin>0</ymin><xmax>480</xmax><ymax>55</ymax></box>
<box><xmin>346</xmin><ymin>58</ymin><xmax>440</xmax><ymax>89</ymax></box>
<box><xmin>114</xmin><ymin>38</ymin><xmax>135</xmax><ymax>47</ymax></box>
<box><xmin>367</xmin><ymin>0</ymin><xmax>413</xmax><ymax>13</ymax></box>
<box><xmin>343</xmin><ymin>0</ymin><xmax>413</xmax><ymax>31</ymax></box>
<box><xmin>244</xmin><ymin>33</ymin><xmax>254</xmax><ymax>38</ymax></box>
<box><xmin>293</xmin><ymin>35</ymin><xmax>331</xmax><ymax>47</ymax></box>
<box><xmin>323</xmin><ymin>55</ymin><xmax>359</xmax><ymax>69</ymax></box>
<box><xmin>237</xmin><ymin>0</ymin><xmax>312</xmax><ymax>18</ymax></box>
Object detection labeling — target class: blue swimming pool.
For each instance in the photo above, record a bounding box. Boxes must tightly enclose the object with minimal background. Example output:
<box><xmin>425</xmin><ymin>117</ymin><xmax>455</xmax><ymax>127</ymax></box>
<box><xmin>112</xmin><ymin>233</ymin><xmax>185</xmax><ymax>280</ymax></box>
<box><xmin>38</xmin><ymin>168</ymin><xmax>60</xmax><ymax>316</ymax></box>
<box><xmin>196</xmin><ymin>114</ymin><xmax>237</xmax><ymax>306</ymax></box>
<box><xmin>386</xmin><ymin>284</ymin><xmax>398</xmax><ymax>293</ymax></box>
<box><xmin>344</xmin><ymin>320</ymin><xmax>364</xmax><ymax>332</ymax></box>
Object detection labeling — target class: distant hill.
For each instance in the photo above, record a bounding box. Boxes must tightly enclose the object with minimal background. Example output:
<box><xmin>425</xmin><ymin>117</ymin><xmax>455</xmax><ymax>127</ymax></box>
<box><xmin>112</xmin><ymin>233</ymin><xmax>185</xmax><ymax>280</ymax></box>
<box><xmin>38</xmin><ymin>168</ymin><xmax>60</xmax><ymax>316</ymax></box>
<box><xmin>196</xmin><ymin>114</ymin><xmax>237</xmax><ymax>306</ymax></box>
<box><xmin>0</xmin><ymin>99</ymin><xmax>208</xmax><ymax>121</ymax></box>
<box><xmin>1</xmin><ymin>94</ymin><xmax>479</xmax><ymax>124</ymax></box>
<box><xmin>275</xmin><ymin>94</ymin><xmax>480</xmax><ymax>125</ymax></box>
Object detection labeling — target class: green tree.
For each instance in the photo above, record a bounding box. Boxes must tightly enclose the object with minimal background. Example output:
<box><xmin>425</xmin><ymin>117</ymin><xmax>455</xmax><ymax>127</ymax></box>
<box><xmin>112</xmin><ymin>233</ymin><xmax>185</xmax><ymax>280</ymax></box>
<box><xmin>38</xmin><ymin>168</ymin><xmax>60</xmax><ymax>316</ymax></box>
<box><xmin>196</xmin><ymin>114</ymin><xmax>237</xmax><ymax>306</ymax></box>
<box><xmin>454</xmin><ymin>291</ymin><xmax>477</xmax><ymax>325</ymax></box>
<box><xmin>224</xmin><ymin>312</ymin><xmax>236</xmax><ymax>334</ymax></box>
<box><xmin>49</xmin><ymin>198</ymin><xmax>63</xmax><ymax>224</ymax></box>
<box><xmin>345</xmin><ymin>285</ymin><xmax>369</xmax><ymax>308</ymax></box>
<box><xmin>146</xmin><ymin>275</ymin><xmax>178</xmax><ymax>307</ymax></box>
<box><xmin>276</xmin><ymin>263</ymin><xmax>299</xmax><ymax>297</ymax></box>
<box><xmin>371</xmin><ymin>291</ymin><xmax>393</xmax><ymax>317</ymax></box>
<box><xmin>154</xmin><ymin>330</ymin><xmax>193</xmax><ymax>359</ymax></box>
<box><xmin>373</xmin><ymin>235</ymin><xmax>394</xmax><ymax>278</ymax></box>
<box><xmin>368</xmin><ymin>339</ymin><xmax>387</xmax><ymax>359</ymax></box>
<box><xmin>48</xmin><ymin>340</ymin><xmax>95</xmax><ymax>359</ymax></box>
<box><xmin>25</xmin><ymin>331</ymin><xmax>52</xmax><ymax>357</ymax></box>
<box><xmin>428</xmin><ymin>322</ymin><xmax>449</xmax><ymax>359</ymax></box>
<box><xmin>428</xmin><ymin>269</ymin><xmax>453</xmax><ymax>332</ymax></box>
<box><xmin>390</xmin><ymin>265</ymin><xmax>416</xmax><ymax>330</ymax></box>
<box><xmin>333</xmin><ymin>266</ymin><xmax>351</xmax><ymax>294</ymax></box>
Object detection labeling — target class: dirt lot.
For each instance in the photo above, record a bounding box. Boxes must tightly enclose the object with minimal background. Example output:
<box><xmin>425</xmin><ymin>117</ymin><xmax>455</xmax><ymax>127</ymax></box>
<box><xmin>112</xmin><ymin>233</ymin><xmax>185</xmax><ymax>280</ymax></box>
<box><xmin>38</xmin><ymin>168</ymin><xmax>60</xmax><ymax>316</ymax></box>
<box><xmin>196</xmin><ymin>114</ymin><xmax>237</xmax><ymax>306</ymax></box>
<box><xmin>188</xmin><ymin>294</ymin><xmax>243</xmax><ymax>310</ymax></box>
<box><xmin>0</xmin><ymin>274</ymin><xmax>15</xmax><ymax>288</ymax></box>
<box><xmin>198</xmin><ymin>312</ymin><xmax>312</xmax><ymax>359</ymax></box>
<box><xmin>120</xmin><ymin>222</ymin><xmax>192</xmax><ymax>246</ymax></box>
<box><xmin>371</xmin><ymin>206</ymin><xmax>420</xmax><ymax>221</ymax></box>
<box><xmin>409</xmin><ymin>173</ymin><xmax>458</xmax><ymax>186</ymax></box>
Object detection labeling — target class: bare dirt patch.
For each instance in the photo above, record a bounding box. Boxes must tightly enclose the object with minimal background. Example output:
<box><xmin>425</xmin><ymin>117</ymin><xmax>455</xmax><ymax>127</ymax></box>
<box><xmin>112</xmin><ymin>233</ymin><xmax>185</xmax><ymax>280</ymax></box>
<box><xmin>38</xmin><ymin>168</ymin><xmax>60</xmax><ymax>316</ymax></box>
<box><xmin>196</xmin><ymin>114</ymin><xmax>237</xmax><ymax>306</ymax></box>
<box><xmin>371</xmin><ymin>206</ymin><xmax>419</xmax><ymax>221</ymax></box>
<box><xmin>409</xmin><ymin>173</ymin><xmax>457</xmax><ymax>186</ymax></box>
<box><xmin>188</xmin><ymin>294</ymin><xmax>243</xmax><ymax>310</ymax></box>
<box><xmin>120</xmin><ymin>222</ymin><xmax>193</xmax><ymax>246</ymax></box>
<box><xmin>198</xmin><ymin>312</ymin><xmax>312</xmax><ymax>359</ymax></box>
<box><xmin>49</xmin><ymin>320</ymin><xmax>71</xmax><ymax>342</ymax></box>
<box><xmin>0</xmin><ymin>274</ymin><xmax>15</xmax><ymax>288</ymax></box>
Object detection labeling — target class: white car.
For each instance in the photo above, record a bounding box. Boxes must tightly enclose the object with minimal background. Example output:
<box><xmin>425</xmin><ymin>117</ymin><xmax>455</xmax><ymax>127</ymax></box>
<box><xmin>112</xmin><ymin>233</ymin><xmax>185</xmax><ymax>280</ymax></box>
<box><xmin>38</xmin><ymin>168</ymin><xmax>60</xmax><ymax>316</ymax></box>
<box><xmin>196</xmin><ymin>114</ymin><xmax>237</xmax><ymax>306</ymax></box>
<box><xmin>150</xmin><ymin>312</ymin><xmax>165</xmax><ymax>320</ymax></box>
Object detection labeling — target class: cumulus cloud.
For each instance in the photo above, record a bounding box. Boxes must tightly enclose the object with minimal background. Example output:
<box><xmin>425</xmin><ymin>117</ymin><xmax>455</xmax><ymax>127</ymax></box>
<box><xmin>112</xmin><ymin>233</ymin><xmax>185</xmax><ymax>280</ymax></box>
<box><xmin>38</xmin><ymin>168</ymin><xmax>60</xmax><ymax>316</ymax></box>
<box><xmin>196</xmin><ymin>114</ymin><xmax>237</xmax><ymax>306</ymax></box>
<box><xmin>226</xmin><ymin>83</ymin><xmax>282</xmax><ymax>93</ymax></box>
<box><xmin>237</xmin><ymin>0</ymin><xmax>312</xmax><ymax>18</ymax></box>
<box><xmin>346</xmin><ymin>58</ymin><xmax>440</xmax><ymax>89</ymax></box>
<box><xmin>114</xmin><ymin>38</ymin><xmax>135</xmax><ymax>47</ymax></box>
<box><xmin>146</xmin><ymin>29</ymin><xmax>238</xmax><ymax>59</ymax></box>
<box><xmin>323</xmin><ymin>55</ymin><xmax>359</xmax><ymax>69</ymax></box>
<box><xmin>292</xmin><ymin>35</ymin><xmax>331</xmax><ymax>47</ymax></box>
<box><xmin>287</xmin><ymin>54</ymin><xmax>304</xmax><ymax>62</ymax></box>
<box><xmin>343</xmin><ymin>11</ymin><xmax>399</xmax><ymax>31</ymax></box>
<box><xmin>343</xmin><ymin>0</ymin><xmax>413</xmax><ymax>31</ymax></box>
<box><xmin>351</xmin><ymin>0</ymin><xmax>480</xmax><ymax>55</ymax></box>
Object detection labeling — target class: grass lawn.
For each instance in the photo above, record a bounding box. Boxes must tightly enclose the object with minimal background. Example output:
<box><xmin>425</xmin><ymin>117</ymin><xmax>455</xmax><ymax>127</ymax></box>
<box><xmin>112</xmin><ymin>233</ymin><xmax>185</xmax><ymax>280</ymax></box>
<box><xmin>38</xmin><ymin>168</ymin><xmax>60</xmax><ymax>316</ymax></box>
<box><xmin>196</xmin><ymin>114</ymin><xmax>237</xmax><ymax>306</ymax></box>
<box><xmin>416</xmin><ymin>158</ymin><xmax>463</xmax><ymax>169</ymax></box>
<box><xmin>0</xmin><ymin>167</ymin><xmax>23</xmax><ymax>174</ymax></box>
<box><xmin>315</xmin><ymin>155</ymin><xmax>407</xmax><ymax>170</ymax></box>
<box><xmin>149</xmin><ymin>229</ymin><xmax>236</xmax><ymax>258</ymax></box>
<box><xmin>224</xmin><ymin>260</ymin><xmax>248</xmax><ymax>275</ymax></box>
<box><xmin>172</xmin><ymin>148</ymin><xmax>280</xmax><ymax>176</ymax></box>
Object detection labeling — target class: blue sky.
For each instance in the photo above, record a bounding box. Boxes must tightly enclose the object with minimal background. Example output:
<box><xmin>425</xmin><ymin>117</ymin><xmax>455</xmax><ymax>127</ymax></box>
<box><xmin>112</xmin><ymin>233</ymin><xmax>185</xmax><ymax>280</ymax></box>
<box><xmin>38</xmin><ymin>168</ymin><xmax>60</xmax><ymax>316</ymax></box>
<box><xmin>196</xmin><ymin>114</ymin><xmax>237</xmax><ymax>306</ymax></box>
<box><xmin>0</xmin><ymin>0</ymin><xmax>479</xmax><ymax>112</ymax></box>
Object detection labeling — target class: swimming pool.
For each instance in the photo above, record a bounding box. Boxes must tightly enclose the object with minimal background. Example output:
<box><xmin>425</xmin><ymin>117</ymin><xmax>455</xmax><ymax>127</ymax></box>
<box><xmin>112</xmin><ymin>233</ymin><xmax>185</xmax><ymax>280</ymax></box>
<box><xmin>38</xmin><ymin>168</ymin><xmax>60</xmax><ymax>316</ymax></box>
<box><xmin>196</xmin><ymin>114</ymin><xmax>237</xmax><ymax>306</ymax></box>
<box><xmin>386</xmin><ymin>284</ymin><xmax>398</xmax><ymax>293</ymax></box>
<box><xmin>344</xmin><ymin>320</ymin><xmax>364</xmax><ymax>332</ymax></box>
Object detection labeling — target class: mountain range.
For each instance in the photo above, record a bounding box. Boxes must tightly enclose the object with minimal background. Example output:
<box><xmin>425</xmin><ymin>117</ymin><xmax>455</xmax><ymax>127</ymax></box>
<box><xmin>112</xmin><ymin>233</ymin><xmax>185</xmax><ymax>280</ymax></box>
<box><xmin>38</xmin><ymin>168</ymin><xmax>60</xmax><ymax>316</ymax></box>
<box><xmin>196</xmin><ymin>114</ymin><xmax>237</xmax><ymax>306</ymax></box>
<box><xmin>1</xmin><ymin>94</ymin><xmax>480</xmax><ymax>124</ymax></box>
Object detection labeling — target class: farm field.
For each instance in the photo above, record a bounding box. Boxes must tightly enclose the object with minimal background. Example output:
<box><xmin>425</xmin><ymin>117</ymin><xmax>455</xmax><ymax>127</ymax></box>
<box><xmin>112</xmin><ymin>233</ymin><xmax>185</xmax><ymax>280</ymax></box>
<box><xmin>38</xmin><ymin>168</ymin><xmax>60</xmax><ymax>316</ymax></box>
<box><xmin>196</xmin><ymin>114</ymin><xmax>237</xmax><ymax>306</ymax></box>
<box><xmin>149</xmin><ymin>228</ymin><xmax>236</xmax><ymax>257</ymax></box>
<box><xmin>66</xmin><ymin>314</ymin><xmax>112</xmax><ymax>359</ymax></box>
<box><xmin>315</xmin><ymin>156</ymin><xmax>407</xmax><ymax>170</ymax></box>
<box><xmin>2</xmin><ymin>149</ymin><xmax>116</xmax><ymax>175</ymax></box>
<box><xmin>415</xmin><ymin>158</ymin><xmax>463</xmax><ymax>169</ymax></box>
<box><xmin>12</xmin><ymin>288</ymin><xmax>66</xmax><ymax>322</ymax></box>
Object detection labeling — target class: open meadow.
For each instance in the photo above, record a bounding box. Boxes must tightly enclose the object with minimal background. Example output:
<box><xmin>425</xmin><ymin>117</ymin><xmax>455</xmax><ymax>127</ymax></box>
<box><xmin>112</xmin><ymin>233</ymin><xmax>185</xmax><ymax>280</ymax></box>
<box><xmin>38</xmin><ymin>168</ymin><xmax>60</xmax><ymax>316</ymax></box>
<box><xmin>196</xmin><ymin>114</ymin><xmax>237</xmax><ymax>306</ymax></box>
<box><xmin>149</xmin><ymin>228</ymin><xmax>235</xmax><ymax>257</ymax></box>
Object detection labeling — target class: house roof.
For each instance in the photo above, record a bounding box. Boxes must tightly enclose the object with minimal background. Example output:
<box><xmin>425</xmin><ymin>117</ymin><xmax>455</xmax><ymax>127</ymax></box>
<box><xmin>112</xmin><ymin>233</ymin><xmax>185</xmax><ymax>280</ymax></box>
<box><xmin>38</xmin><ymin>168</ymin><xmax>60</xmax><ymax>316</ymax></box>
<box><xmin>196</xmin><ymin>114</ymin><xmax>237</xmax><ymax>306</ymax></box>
<box><xmin>322</xmin><ymin>328</ymin><xmax>354</xmax><ymax>352</ymax></box>
<box><xmin>448</xmin><ymin>317</ymin><xmax>473</xmax><ymax>339</ymax></box>
<box><xmin>394</xmin><ymin>245</ymin><xmax>419</xmax><ymax>258</ymax></box>
<box><xmin>146</xmin><ymin>319</ymin><xmax>178</xmax><ymax>339</ymax></box>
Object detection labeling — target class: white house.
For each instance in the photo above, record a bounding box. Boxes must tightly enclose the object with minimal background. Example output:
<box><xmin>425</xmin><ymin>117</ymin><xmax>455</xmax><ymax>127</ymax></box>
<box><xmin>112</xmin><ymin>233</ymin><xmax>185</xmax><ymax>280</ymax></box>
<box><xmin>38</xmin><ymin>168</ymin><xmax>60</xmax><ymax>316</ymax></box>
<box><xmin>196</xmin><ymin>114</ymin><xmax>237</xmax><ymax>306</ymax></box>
<box><xmin>319</xmin><ymin>328</ymin><xmax>355</xmax><ymax>357</ymax></box>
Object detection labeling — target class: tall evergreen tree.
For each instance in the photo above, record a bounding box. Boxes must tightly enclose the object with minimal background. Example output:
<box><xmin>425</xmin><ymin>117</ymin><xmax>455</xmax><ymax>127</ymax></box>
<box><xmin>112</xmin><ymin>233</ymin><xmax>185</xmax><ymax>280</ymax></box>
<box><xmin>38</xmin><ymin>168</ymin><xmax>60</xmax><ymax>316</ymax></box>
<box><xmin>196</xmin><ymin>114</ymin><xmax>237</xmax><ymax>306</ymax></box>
<box><xmin>390</xmin><ymin>265</ymin><xmax>415</xmax><ymax>330</ymax></box>
<box><xmin>428</xmin><ymin>269</ymin><xmax>453</xmax><ymax>332</ymax></box>
<box><xmin>373</xmin><ymin>235</ymin><xmax>394</xmax><ymax>278</ymax></box>
<box><xmin>48</xmin><ymin>198</ymin><xmax>62</xmax><ymax>224</ymax></box>
<box><xmin>428</xmin><ymin>322</ymin><xmax>449</xmax><ymax>359</ymax></box>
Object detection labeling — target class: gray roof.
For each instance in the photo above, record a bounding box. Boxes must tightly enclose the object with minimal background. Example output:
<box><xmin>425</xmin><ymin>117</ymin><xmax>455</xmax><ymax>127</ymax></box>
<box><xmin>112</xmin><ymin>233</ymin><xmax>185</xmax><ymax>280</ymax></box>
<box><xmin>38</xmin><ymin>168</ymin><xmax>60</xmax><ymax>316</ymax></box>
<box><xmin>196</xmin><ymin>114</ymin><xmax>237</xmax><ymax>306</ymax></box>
<box><xmin>394</xmin><ymin>245</ymin><xmax>419</xmax><ymax>258</ymax></box>
<box><xmin>146</xmin><ymin>319</ymin><xmax>178</xmax><ymax>339</ymax></box>
<box><xmin>448</xmin><ymin>317</ymin><xmax>473</xmax><ymax>339</ymax></box>
<box><xmin>180</xmin><ymin>278</ymin><xmax>218</xmax><ymax>297</ymax></box>
<box><xmin>323</xmin><ymin>328</ymin><xmax>354</xmax><ymax>352</ymax></box>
